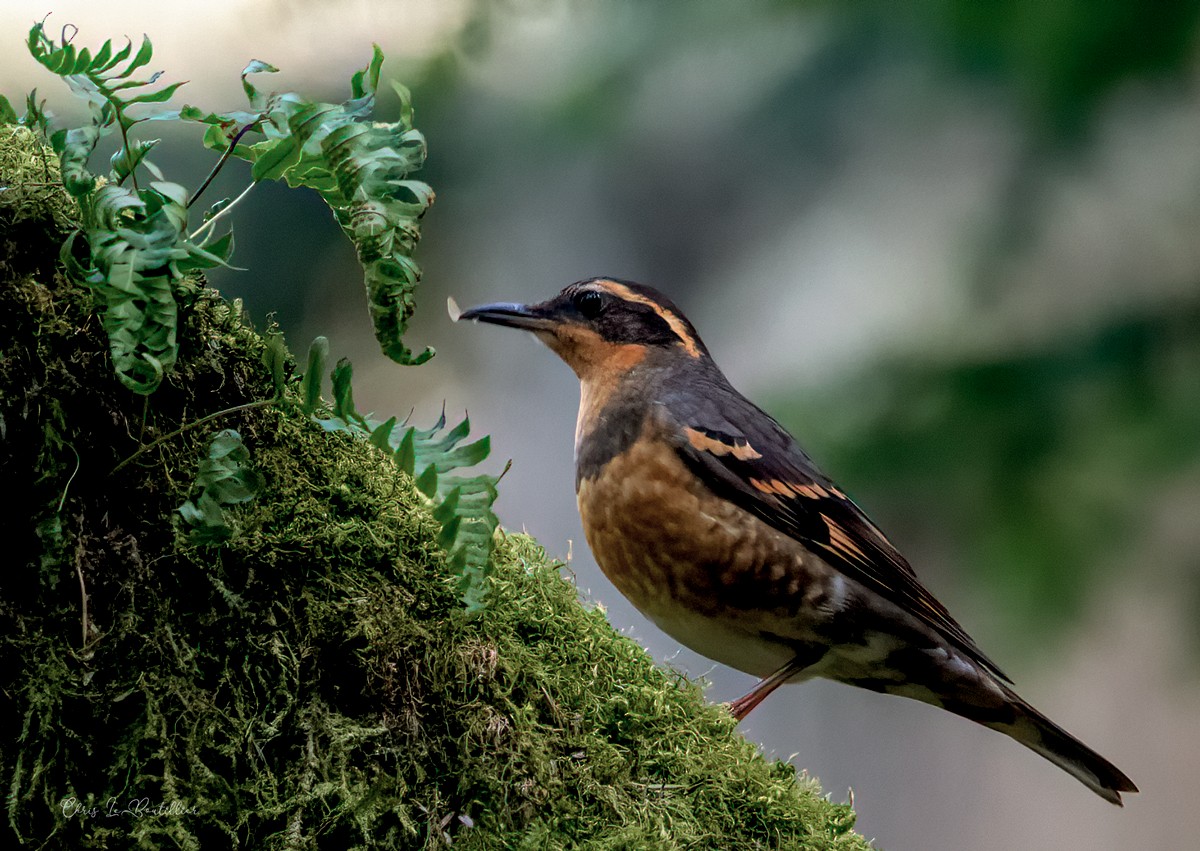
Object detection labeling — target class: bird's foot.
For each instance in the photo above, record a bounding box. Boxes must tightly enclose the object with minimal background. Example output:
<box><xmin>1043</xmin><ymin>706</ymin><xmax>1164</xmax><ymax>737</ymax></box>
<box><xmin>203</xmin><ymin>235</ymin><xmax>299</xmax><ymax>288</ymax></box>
<box><xmin>727</xmin><ymin>656</ymin><xmax>812</xmax><ymax>721</ymax></box>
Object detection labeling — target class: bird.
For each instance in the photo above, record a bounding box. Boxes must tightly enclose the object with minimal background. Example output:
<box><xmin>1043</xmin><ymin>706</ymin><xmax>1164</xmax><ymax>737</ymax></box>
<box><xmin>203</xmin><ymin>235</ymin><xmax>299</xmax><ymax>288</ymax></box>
<box><xmin>456</xmin><ymin>277</ymin><xmax>1138</xmax><ymax>805</ymax></box>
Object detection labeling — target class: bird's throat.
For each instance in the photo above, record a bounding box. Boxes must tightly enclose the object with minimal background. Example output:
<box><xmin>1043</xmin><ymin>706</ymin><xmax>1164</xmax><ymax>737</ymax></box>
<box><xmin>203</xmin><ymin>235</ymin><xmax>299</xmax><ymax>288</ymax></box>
<box><xmin>572</xmin><ymin>344</ymin><xmax>647</xmax><ymax>454</ymax></box>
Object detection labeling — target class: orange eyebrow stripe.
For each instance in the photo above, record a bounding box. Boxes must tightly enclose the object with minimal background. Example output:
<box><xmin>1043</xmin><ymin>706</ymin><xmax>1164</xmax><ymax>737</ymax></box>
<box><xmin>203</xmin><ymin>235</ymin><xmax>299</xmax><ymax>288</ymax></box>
<box><xmin>598</xmin><ymin>281</ymin><xmax>703</xmax><ymax>358</ymax></box>
<box><xmin>684</xmin><ymin>427</ymin><xmax>762</xmax><ymax>460</ymax></box>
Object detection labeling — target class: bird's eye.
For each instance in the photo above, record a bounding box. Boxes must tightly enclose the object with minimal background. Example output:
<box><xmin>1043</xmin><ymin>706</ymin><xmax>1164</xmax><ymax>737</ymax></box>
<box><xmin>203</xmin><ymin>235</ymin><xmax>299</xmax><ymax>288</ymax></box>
<box><xmin>574</xmin><ymin>289</ymin><xmax>604</xmax><ymax>319</ymax></box>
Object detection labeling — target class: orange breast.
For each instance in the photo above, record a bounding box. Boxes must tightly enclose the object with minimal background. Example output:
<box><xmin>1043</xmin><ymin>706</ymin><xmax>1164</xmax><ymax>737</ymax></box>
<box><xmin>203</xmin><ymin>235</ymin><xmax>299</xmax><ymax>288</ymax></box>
<box><xmin>576</xmin><ymin>427</ymin><xmax>837</xmax><ymax>656</ymax></box>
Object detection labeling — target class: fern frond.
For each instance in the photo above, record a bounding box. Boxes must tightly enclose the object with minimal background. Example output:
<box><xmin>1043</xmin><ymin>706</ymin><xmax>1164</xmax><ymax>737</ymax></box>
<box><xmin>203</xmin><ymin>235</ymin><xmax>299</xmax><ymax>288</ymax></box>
<box><xmin>298</xmin><ymin>338</ymin><xmax>503</xmax><ymax>610</ymax></box>
<box><xmin>28</xmin><ymin>22</ymin><xmax>183</xmax><ymax>190</ymax></box>
<box><xmin>27</xmin><ymin>23</ymin><xmax>234</xmax><ymax>394</ymax></box>
<box><xmin>186</xmin><ymin>47</ymin><xmax>435</xmax><ymax>365</ymax></box>
<box><xmin>177</xmin><ymin>429</ymin><xmax>264</xmax><ymax>545</ymax></box>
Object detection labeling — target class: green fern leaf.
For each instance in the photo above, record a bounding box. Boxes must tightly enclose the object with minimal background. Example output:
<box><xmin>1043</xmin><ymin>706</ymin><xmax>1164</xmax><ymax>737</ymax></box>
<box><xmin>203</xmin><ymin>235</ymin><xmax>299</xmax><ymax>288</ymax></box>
<box><xmin>192</xmin><ymin>47</ymin><xmax>435</xmax><ymax>366</ymax></box>
<box><xmin>178</xmin><ymin>429</ymin><xmax>264</xmax><ymax>545</ymax></box>
<box><xmin>27</xmin><ymin>23</ymin><xmax>235</xmax><ymax>395</ymax></box>
<box><xmin>296</xmin><ymin>341</ymin><xmax>504</xmax><ymax>609</ymax></box>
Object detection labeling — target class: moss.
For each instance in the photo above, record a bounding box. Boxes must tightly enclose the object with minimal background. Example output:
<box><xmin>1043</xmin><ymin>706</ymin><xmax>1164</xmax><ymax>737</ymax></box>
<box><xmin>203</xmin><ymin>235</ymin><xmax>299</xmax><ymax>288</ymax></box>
<box><xmin>0</xmin><ymin>128</ymin><xmax>867</xmax><ymax>849</ymax></box>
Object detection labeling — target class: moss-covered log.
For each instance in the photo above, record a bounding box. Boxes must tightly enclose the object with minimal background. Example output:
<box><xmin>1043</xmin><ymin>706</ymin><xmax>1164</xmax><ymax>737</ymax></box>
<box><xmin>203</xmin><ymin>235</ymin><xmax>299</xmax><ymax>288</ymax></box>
<box><xmin>0</xmin><ymin>128</ymin><xmax>866</xmax><ymax>849</ymax></box>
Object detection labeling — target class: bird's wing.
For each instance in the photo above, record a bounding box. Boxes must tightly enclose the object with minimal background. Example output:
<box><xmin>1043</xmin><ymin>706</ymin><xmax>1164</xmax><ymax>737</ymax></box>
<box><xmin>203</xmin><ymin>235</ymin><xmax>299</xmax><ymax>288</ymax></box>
<box><xmin>658</xmin><ymin>390</ymin><xmax>1010</xmax><ymax>683</ymax></box>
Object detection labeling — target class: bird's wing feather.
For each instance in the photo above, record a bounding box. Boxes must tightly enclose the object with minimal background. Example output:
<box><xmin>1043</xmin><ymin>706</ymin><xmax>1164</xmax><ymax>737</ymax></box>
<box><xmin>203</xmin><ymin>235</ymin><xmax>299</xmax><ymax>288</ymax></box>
<box><xmin>658</xmin><ymin>389</ymin><xmax>1010</xmax><ymax>683</ymax></box>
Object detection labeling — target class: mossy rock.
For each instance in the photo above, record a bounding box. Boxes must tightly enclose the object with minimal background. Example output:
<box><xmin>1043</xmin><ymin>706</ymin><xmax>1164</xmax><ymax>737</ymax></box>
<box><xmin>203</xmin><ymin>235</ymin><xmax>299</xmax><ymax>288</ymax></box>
<box><xmin>0</xmin><ymin>127</ymin><xmax>867</xmax><ymax>849</ymax></box>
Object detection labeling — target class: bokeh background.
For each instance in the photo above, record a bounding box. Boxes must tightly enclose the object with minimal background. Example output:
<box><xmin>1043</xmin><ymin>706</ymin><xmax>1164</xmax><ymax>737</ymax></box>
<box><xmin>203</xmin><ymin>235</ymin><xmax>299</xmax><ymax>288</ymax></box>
<box><xmin>5</xmin><ymin>2</ymin><xmax>1199</xmax><ymax>848</ymax></box>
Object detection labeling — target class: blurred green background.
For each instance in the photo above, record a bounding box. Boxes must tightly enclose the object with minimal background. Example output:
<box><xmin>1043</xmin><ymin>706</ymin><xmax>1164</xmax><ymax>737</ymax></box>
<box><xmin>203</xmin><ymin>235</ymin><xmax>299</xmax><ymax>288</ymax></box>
<box><xmin>5</xmin><ymin>1</ymin><xmax>1199</xmax><ymax>848</ymax></box>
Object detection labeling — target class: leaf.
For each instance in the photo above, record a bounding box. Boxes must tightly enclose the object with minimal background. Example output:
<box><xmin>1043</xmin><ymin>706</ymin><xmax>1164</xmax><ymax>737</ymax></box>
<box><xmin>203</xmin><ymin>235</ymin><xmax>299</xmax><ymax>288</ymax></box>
<box><xmin>148</xmin><ymin>178</ymin><xmax>183</xmax><ymax>203</ymax></box>
<box><xmin>329</xmin><ymin>358</ymin><xmax>368</xmax><ymax>428</ymax></box>
<box><xmin>90</xmin><ymin>39</ymin><xmax>113</xmax><ymax>72</ymax></box>
<box><xmin>208</xmin><ymin>428</ymin><xmax>246</xmax><ymax>460</ymax></box>
<box><xmin>369</xmin><ymin>417</ymin><xmax>397</xmax><ymax>451</ymax></box>
<box><xmin>24</xmin><ymin>90</ymin><xmax>52</xmax><ymax>139</ymax></box>
<box><xmin>119</xmin><ymin>35</ymin><xmax>154</xmax><ymax>79</ymax></box>
<box><xmin>201</xmin><ymin>123</ymin><xmax>229</xmax><ymax>150</ymax></box>
<box><xmin>262</xmin><ymin>331</ymin><xmax>290</xmax><ymax>400</ymax></box>
<box><xmin>435</xmin><ymin>436</ymin><xmax>491</xmax><ymax>471</ymax></box>
<box><xmin>109</xmin><ymin>137</ymin><xmax>159</xmax><ymax>184</ymax></box>
<box><xmin>394</xmin><ymin>427</ymin><xmax>416</xmax><ymax>475</ymax></box>
<box><xmin>53</xmin><ymin>124</ymin><xmax>102</xmax><ymax>196</ymax></box>
<box><xmin>242</xmin><ymin>59</ymin><xmax>278</xmax><ymax>76</ymax></box>
<box><xmin>414</xmin><ymin>463</ymin><xmax>439</xmax><ymax>498</ymax></box>
<box><xmin>0</xmin><ymin>95</ymin><xmax>17</xmax><ymax>125</ymax></box>
<box><xmin>97</xmin><ymin>37</ymin><xmax>133</xmax><ymax>73</ymax></box>
<box><xmin>180</xmin><ymin>106</ymin><xmax>264</xmax><ymax>150</ymax></box>
<box><xmin>220</xmin><ymin>45</ymin><xmax>436</xmax><ymax>365</ymax></box>
<box><xmin>248</xmin><ymin>136</ymin><xmax>300</xmax><ymax>182</ymax></box>
<box><xmin>350</xmin><ymin>44</ymin><xmax>385</xmax><ymax>100</ymax></box>
<box><xmin>193</xmin><ymin>229</ymin><xmax>235</xmax><ymax>265</ymax></box>
<box><xmin>300</xmin><ymin>336</ymin><xmax>329</xmax><ymax>415</ymax></box>
<box><xmin>177</xmin><ymin>429</ymin><xmax>263</xmax><ymax>545</ymax></box>
<box><xmin>241</xmin><ymin>59</ymin><xmax>278</xmax><ymax>105</ymax></box>
<box><xmin>293</xmin><ymin>344</ymin><xmax>504</xmax><ymax>609</ymax></box>
<box><xmin>71</xmin><ymin>47</ymin><xmax>93</xmax><ymax>75</ymax></box>
<box><xmin>26</xmin><ymin>23</ymin><xmax>201</xmax><ymax>394</ymax></box>
<box><xmin>60</xmin><ymin>177</ymin><xmax>198</xmax><ymax>393</ymax></box>
<box><xmin>394</xmin><ymin>412</ymin><xmax>502</xmax><ymax>606</ymax></box>
<box><xmin>29</xmin><ymin>22</ymin><xmax>185</xmax><ymax>151</ymax></box>
<box><xmin>122</xmin><ymin>79</ymin><xmax>186</xmax><ymax>106</ymax></box>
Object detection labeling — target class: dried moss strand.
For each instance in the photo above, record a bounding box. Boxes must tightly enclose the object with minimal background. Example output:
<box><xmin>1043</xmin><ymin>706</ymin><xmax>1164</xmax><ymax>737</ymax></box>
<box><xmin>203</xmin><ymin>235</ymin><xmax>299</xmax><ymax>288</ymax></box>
<box><xmin>55</xmin><ymin>442</ymin><xmax>80</xmax><ymax>513</ymax></box>
<box><xmin>73</xmin><ymin>538</ymin><xmax>88</xmax><ymax>649</ymax></box>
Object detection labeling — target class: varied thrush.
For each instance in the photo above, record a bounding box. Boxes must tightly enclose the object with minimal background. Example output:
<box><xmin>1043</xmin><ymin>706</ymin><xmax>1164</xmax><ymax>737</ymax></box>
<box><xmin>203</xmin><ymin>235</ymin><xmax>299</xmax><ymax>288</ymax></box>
<box><xmin>458</xmin><ymin>277</ymin><xmax>1137</xmax><ymax>805</ymax></box>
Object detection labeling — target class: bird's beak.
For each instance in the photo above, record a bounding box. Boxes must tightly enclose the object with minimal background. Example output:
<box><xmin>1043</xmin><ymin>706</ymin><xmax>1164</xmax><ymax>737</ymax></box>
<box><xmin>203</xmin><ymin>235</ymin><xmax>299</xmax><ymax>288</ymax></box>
<box><xmin>455</xmin><ymin>300</ymin><xmax>556</xmax><ymax>332</ymax></box>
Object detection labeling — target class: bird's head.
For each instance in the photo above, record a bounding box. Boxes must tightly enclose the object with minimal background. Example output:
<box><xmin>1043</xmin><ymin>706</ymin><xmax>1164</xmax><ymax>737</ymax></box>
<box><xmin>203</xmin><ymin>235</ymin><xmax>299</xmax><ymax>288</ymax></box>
<box><xmin>457</xmin><ymin>277</ymin><xmax>708</xmax><ymax>381</ymax></box>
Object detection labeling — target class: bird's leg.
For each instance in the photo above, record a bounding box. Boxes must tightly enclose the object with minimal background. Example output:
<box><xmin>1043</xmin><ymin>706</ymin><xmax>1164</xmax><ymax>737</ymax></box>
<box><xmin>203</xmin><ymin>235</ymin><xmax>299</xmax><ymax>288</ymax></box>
<box><xmin>729</xmin><ymin>656</ymin><xmax>812</xmax><ymax>721</ymax></box>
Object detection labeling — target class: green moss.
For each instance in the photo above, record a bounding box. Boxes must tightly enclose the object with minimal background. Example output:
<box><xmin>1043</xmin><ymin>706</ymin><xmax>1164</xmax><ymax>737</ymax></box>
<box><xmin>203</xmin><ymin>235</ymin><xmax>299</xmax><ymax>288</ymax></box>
<box><xmin>0</xmin><ymin>128</ymin><xmax>866</xmax><ymax>849</ymax></box>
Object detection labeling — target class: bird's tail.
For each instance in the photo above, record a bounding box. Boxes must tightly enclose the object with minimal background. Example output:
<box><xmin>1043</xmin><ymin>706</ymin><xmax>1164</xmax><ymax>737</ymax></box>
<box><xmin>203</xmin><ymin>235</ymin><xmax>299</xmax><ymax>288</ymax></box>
<box><xmin>975</xmin><ymin>689</ymin><xmax>1138</xmax><ymax>806</ymax></box>
<box><xmin>879</xmin><ymin>649</ymin><xmax>1138</xmax><ymax>804</ymax></box>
